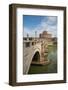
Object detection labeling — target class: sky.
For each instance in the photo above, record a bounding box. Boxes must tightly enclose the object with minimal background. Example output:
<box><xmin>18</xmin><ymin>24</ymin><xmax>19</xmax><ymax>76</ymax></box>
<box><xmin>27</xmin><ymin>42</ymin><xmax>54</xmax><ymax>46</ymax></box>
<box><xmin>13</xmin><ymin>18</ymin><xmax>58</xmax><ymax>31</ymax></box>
<box><xmin>23</xmin><ymin>15</ymin><xmax>57</xmax><ymax>37</ymax></box>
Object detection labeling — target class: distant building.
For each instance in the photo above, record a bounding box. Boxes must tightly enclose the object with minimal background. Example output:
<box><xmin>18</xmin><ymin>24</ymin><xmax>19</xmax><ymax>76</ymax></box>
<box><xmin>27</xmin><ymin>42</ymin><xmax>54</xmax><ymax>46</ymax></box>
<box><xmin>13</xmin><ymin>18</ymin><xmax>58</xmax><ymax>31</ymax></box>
<box><xmin>39</xmin><ymin>31</ymin><xmax>52</xmax><ymax>42</ymax></box>
<box><xmin>39</xmin><ymin>31</ymin><xmax>52</xmax><ymax>39</ymax></box>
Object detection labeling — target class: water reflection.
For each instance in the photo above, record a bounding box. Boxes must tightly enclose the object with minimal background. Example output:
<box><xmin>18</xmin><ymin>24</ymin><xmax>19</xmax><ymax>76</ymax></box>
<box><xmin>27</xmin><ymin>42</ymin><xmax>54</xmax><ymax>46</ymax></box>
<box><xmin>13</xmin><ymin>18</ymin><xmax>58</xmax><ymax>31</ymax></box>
<box><xmin>47</xmin><ymin>49</ymin><xmax>57</xmax><ymax>73</ymax></box>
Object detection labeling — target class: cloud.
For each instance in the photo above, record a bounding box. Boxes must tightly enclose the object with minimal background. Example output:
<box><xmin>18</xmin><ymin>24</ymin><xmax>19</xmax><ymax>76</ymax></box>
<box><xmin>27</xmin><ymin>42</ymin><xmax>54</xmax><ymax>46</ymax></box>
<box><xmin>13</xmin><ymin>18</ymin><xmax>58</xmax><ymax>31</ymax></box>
<box><xmin>47</xmin><ymin>16</ymin><xmax>57</xmax><ymax>25</ymax></box>
<box><xmin>24</xmin><ymin>16</ymin><xmax>57</xmax><ymax>37</ymax></box>
<box><xmin>47</xmin><ymin>16</ymin><xmax>55</xmax><ymax>21</ymax></box>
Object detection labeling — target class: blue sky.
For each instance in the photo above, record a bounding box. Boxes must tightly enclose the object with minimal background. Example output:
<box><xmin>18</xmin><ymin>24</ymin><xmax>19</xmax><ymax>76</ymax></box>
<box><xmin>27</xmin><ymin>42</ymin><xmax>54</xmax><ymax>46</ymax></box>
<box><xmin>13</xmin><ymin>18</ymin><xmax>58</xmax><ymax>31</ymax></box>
<box><xmin>23</xmin><ymin>15</ymin><xmax>57</xmax><ymax>37</ymax></box>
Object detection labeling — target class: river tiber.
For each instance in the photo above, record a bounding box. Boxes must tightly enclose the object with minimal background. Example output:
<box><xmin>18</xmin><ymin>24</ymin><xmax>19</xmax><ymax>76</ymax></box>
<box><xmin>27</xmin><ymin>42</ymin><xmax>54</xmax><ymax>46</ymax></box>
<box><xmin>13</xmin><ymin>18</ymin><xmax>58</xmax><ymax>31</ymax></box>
<box><xmin>23</xmin><ymin>31</ymin><xmax>57</xmax><ymax>74</ymax></box>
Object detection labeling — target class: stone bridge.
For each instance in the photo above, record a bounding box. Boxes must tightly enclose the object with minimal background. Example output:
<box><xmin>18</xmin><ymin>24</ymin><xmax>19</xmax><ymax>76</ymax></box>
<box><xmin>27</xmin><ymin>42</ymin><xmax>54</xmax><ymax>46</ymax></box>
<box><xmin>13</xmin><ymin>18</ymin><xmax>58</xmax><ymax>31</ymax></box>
<box><xmin>23</xmin><ymin>38</ymin><xmax>50</xmax><ymax>74</ymax></box>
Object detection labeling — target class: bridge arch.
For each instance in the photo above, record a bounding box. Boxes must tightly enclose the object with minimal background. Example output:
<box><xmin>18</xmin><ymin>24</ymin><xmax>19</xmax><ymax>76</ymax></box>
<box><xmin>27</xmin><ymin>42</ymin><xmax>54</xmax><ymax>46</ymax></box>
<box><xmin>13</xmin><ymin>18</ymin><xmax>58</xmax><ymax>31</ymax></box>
<box><xmin>30</xmin><ymin>48</ymin><xmax>41</xmax><ymax>64</ymax></box>
<box><xmin>32</xmin><ymin>51</ymin><xmax>40</xmax><ymax>62</ymax></box>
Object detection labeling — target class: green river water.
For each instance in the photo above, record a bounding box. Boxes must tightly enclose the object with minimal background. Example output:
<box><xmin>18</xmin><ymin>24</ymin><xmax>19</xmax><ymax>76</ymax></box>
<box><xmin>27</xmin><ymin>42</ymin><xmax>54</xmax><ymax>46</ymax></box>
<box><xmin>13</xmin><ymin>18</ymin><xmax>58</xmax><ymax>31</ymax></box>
<box><xmin>28</xmin><ymin>45</ymin><xmax>57</xmax><ymax>74</ymax></box>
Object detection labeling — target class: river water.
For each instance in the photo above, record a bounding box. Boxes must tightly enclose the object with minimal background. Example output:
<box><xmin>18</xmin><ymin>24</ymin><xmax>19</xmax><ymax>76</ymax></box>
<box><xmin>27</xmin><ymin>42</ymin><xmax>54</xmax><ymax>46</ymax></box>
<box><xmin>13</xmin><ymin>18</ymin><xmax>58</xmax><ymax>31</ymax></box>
<box><xmin>28</xmin><ymin>45</ymin><xmax>57</xmax><ymax>74</ymax></box>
